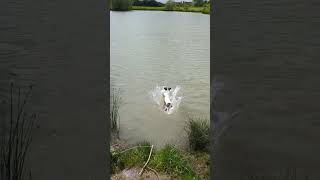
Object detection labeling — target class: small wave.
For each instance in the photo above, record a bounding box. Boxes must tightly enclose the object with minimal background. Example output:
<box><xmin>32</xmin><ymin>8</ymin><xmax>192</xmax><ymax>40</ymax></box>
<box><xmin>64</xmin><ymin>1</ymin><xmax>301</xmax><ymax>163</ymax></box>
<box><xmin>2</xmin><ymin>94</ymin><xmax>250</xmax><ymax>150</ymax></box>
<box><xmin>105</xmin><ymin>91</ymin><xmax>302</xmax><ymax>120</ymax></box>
<box><xmin>150</xmin><ymin>85</ymin><xmax>182</xmax><ymax>115</ymax></box>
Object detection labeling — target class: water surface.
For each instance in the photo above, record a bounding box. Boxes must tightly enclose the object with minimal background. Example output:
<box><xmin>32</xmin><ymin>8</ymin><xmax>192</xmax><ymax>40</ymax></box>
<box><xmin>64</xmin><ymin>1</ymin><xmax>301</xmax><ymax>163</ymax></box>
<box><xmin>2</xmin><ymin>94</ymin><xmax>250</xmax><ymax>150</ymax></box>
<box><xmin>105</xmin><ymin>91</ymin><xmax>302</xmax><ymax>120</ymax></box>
<box><xmin>111</xmin><ymin>10</ymin><xmax>210</xmax><ymax>147</ymax></box>
<box><xmin>213</xmin><ymin>0</ymin><xmax>320</xmax><ymax>179</ymax></box>
<box><xmin>0</xmin><ymin>0</ymin><xmax>107</xmax><ymax>178</ymax></box>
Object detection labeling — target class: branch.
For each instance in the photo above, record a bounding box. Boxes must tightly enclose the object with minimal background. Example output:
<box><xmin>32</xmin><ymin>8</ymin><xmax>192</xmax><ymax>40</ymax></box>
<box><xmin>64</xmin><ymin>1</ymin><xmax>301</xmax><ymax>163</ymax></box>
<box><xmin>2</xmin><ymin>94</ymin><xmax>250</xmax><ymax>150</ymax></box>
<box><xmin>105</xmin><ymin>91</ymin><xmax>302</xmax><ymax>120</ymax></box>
<box><xmin>139</xmin><ymin>145</ymin><xmax>154</xmax><ymax>176</ymax></box>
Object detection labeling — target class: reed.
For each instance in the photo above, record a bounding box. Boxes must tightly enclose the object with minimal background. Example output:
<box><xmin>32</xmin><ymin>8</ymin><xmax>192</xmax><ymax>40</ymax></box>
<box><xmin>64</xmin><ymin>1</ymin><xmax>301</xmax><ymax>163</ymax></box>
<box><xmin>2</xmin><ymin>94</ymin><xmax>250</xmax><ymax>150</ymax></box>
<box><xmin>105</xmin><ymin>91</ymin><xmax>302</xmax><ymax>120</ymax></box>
<box><xmin>110</xmin><ymin>88</ymin><xmax>121</xmax><ymax>139</ymax></box>
<box><xmin>185</xmin><ymin>116</ymin><xmax>210</xmax><ymax>152</ymax></box>
<box><xmin>0</xmin><ymin>83</ymin><xmax>37</xmax><ymax>180</ymax></box>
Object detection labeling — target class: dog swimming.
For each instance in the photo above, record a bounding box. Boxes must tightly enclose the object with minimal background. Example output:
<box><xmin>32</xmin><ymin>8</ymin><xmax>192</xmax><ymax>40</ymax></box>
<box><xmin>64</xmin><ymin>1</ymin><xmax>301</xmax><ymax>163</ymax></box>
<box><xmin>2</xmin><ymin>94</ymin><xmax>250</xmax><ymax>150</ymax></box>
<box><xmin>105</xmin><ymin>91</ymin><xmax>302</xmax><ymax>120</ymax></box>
<box><xmin>151</xmin><ymin>85</ymin><xmax>182</xmax><ymax>114</ymax></box>
<box><xmin>161</xmin><ymin>87</ymin><xmax>173</xmax><ymax>112</ymax></box>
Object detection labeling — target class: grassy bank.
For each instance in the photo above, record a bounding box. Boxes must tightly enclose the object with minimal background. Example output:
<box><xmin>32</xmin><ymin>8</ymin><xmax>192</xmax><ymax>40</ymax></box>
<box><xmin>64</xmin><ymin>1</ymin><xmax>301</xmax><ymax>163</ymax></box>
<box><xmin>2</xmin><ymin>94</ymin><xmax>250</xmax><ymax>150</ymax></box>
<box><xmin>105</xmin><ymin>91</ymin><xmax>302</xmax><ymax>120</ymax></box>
<box><xmin>131</xmin><ymin>6</ymin><xmax>210</xmax><ymax>14</ymax></box>
<box><xmin>111</xmin><ymin>143</ymin><xmax>209</xmax><ymax>179</ymax></box>
<box><xmin>110</xmin><ymin>117</ymin><xmax>210</xmax><ymax>179</ymax></box>
<box><xmin>110</xmin><ymin>0</ymin><xmax>210</xmax><ymax>14</ymax></box>
<box><xmin>132</xmin><ymin>6</ymin><xmax>165</xmax><ymax>11</ymax></box>
<box><xmin>111</xmin><ymin>6</ymin><xmax>210</xmax><ymax>14</ymax></box>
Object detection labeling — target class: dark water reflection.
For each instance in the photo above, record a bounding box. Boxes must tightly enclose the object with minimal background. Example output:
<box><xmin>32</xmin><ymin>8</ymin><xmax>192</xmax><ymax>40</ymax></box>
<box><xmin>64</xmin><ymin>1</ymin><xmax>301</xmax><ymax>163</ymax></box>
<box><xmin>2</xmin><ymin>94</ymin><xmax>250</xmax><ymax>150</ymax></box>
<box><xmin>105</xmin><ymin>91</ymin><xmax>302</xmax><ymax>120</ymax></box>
<box><xmin>213</xmin><ymin>0</ymin><xmax>320</xmax><ymax>179</ymax></box>
<box><xmin>0</xmin><ymin>0</ymin><xmax>107</xmax><ymax>179</ymax></box>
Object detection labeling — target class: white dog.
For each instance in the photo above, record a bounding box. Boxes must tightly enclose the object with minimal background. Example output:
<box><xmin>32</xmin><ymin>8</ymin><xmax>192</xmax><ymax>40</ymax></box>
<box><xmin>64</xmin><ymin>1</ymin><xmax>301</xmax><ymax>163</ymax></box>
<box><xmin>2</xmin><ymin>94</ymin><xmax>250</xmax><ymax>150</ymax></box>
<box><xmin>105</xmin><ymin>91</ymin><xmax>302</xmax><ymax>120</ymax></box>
<box><xmin>161</xmin><ymin>87</ymin><xmax>173</xmax><ymax>111</ymax></box>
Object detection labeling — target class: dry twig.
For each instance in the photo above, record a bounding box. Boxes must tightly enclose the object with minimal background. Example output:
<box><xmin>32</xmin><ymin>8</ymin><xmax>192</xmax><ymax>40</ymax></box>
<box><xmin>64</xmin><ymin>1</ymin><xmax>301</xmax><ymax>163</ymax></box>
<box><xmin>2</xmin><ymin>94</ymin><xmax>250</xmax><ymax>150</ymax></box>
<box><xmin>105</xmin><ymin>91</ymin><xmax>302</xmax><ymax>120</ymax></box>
<box><xmin>138</xmin><ymin>145</ymin><xmax>154</xmax><ymax>176</ymax></box>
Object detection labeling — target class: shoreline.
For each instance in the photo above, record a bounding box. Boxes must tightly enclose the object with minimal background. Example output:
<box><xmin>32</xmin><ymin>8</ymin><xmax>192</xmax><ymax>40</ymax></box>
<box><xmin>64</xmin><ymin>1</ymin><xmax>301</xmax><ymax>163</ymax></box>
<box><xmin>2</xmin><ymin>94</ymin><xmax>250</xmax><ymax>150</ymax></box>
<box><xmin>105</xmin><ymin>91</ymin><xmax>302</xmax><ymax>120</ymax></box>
<box><xmin>110</xmin><ymin>6</ymin><xmax>210</xmax><ymax>14</ymax></box>
<box><xmin>110</xmin><ymin>117</ymin><xmax>210</xmax><ymax>179</ymax></box>
<box><xmin>110</xmin><ymin>139</ymin><xmax>209</xmax><ymax>179</ymax></box>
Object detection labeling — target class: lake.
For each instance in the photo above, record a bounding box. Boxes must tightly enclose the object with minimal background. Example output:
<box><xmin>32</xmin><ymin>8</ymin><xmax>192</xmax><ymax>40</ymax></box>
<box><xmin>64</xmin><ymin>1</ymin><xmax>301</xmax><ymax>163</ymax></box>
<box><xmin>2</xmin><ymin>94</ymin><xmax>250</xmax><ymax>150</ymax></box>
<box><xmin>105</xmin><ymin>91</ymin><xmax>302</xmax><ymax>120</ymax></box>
<box><xmin>0</xmin><ymin>0</ymin><xmax>107</xmax><ymax>177</ymax></box>
<box><xmin>110</xmin><ymin>10</ymin><xmax>210</xmax><ymax>147</ymax></box>
<box><xmin>213</xmin><ymin>0</ymin><xmax>320</xmax><ymax>178</ymax></box>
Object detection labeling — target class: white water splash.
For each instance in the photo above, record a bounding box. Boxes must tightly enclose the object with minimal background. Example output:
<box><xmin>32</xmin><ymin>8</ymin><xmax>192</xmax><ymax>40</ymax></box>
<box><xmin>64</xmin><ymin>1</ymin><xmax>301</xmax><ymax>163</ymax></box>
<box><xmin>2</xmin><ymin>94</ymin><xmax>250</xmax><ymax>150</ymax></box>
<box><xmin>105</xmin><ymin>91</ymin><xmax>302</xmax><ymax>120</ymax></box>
<box><xmin>150</xmin><ymin>85</ymin><xmax>183</xmax><ymax>114</ymax></box>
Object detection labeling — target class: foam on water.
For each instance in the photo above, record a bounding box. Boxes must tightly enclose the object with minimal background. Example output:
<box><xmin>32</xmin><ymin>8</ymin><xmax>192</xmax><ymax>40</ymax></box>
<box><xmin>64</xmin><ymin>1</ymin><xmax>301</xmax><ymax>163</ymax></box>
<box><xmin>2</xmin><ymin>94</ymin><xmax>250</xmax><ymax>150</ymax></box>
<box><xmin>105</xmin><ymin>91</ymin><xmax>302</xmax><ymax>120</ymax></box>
<box><xmin>150</xmin><ymin>85</ymin><xmax>182</xmax><ymax>114</ymax></box>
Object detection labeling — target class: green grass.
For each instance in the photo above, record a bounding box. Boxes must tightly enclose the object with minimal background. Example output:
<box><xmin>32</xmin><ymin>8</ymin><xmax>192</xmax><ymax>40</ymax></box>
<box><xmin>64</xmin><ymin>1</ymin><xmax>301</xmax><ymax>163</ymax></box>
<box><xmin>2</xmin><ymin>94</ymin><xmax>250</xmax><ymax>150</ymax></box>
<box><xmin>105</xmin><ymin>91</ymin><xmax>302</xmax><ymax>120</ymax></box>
<box><xmin>131</xmin><ymin>5</ymin><xmax>210</xmax><ymax>14</ymax></box>
<box><xmin>185</xmin><ymin>151</ymin><xmax>210</xmax><ymax>179</ymax></box>
<box><xmin>185</xmin><ymin>116</ymin><xmax>210</xmax><ymax>152</ymax></box>
<box><xmin>132</xmin><ymin>6</ymin><xmax>165</xmax><ymax>11</ymax></box>
<box><xmin>111</xmin><ymin>141</ymin><xmax>151</xmax><ymax>173</ymax></box>
<box><xmin>172</xmin><ymin>6</ymin><xmax>204</xmax><ymax>13</ymax></box>
<box><xmin>111</xmin><ymin>143</ymin><xmax>199</xmax><ymax>179</ymax></box>
<box><xmin>149</xmin><ymin>144</ymin><xmax>196</xmax><ymax>178</ymax></box>
<box><xmin>201</xmin><ymin>4</ymin><xmax>210</xmax><ymax>14</ymax></box>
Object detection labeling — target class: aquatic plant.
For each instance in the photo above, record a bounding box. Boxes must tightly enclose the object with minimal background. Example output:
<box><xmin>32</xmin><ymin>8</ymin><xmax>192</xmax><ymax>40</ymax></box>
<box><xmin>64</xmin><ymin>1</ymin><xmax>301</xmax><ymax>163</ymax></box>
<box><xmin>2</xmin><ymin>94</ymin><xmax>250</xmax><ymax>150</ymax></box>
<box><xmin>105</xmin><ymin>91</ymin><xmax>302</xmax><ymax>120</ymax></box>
<box><xmin>110</xmin><ymin>88</ymin><xmax>121</xmax><ymax>139</ymax></box>
<box><xmin>0</xmin><ymin>83</ymin><xmax>37</xmax><ymax>180</ymax></box>
<box><xmin>185</xmin><ymin>116</ymin><xmax>210</xmax><ymax>152</ymax></box>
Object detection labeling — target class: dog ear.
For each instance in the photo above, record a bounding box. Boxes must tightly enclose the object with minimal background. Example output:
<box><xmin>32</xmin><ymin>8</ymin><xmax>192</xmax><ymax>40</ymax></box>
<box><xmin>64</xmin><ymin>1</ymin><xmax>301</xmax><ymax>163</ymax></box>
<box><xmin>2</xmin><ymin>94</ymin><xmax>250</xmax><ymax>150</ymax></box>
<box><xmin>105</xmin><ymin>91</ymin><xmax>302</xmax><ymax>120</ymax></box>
<box><xmin>164</xmin><ymin>87</ymin><xmax>167</xmax><ymax>90</ymax></box>
<box><xmin>168</xmin><ymin>88</ymin><xmax>171</xmax><ymax>91</ymax></box>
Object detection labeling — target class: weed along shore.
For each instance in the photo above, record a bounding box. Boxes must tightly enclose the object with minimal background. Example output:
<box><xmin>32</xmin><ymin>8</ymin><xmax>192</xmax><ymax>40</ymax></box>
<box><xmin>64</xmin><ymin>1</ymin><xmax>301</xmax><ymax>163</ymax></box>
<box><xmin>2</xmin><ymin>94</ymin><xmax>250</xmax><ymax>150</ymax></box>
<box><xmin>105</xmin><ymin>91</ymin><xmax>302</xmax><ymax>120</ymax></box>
<box><xmin>110</xmin><ymin>89</ymin><xmax>210</xmax><ymax>179</ymax></box>
<box><xmin>131</xmin><ymin>5</ymin><xmax>210</xmax><ymax>14</ymax></box>
<box><xmin>110</xmin><ymin>0</ymin><xmax>211</xmax><ymax>14</ymax></box>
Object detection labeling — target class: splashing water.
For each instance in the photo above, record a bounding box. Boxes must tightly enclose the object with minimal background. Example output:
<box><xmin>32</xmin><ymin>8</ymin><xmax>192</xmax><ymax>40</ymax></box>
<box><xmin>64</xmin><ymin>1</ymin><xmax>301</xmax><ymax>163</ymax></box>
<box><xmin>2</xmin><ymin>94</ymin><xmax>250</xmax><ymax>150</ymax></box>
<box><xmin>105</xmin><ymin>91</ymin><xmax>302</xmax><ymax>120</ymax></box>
<box><xmin>150</xmin><ymin>85</ymin><xmax>183</xmax><ymax>114</ymax></box>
